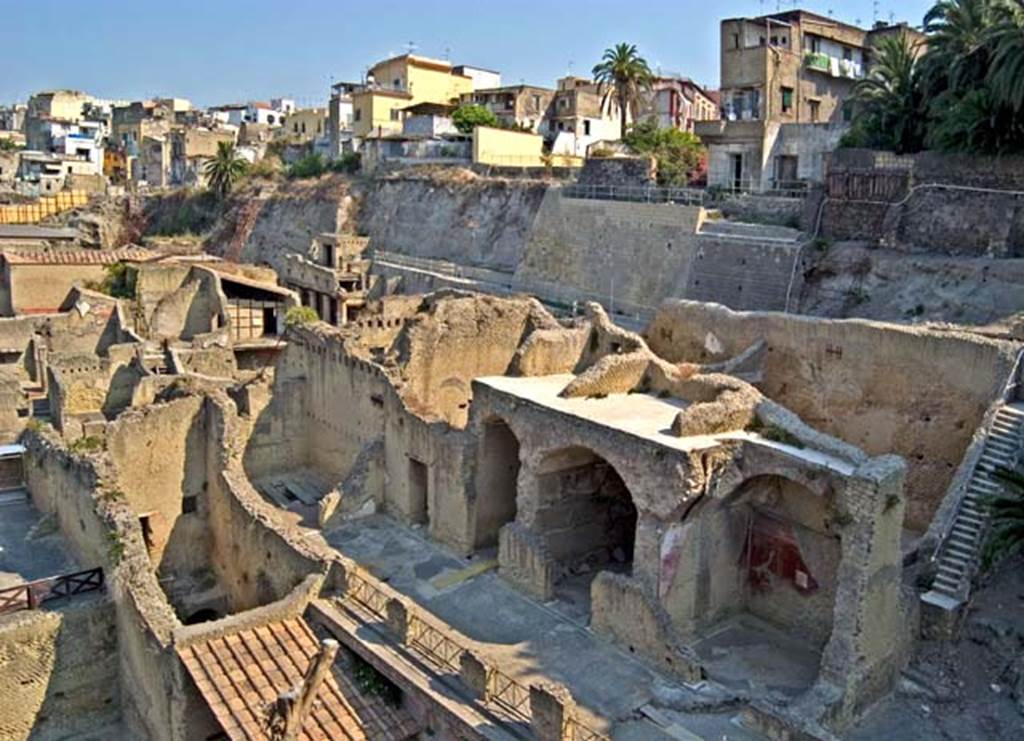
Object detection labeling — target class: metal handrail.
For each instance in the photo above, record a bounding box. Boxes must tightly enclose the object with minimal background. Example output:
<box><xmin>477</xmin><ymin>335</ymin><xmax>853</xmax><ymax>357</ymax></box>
<box><xmin>562</xmin><ymin>183</ymin><xmax>705</xmax><ymax>206</ymax></box>
<box><xmin>345</xmin><ymin>569</ymin><xmax>389</xmax><ymax>620</ymax></box>
<box><xmin>407</xmin><ymin>615</ymin><xmax>464</xmax><ymax>674</ymax></box>
<box><xmin>486</xmin><ymin>667</ymin><xmax>532</xmax><ymax>722</ymax></box>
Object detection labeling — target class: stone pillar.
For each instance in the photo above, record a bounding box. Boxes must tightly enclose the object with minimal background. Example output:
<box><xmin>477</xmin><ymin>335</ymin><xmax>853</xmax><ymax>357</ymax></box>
<box><xmin>323</xmin><ymin>560</ymin><xmax>349</xmax><ymax>596</ymax></box>
<box><xmin>498</xmin><ymin>522</ymin><xmax>555</xmax><ymax>601</ymax></box>
<box><xmin>820</xmin><ymin>455</ymin><xmax>907</xmax><ymax>726</ymax></box>
<box><xmin>385</xmin><ymin>598</ymin><xmax>410</xmax><ymax>644</ymax></box>
<box><xmin>529</xmin><ymin>683</ymin><xmax>572</xmax><ymax>741</ymax></box>
<box><xmin>459</xmin><ymin>650</ymin><xmax>488</xmax><ymax>700</ymax></box>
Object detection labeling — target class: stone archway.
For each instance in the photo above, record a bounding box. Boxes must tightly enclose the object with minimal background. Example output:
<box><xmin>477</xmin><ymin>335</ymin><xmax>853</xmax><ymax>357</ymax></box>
<box><xmin>473</xmin><ymin>417</ymin><xmax>521</xmax><ymax>549</ymax></box>
<box><xmin>533</xmin><ymin>446</ymin><xmax>639</xmax><ymax>594</ymax></box>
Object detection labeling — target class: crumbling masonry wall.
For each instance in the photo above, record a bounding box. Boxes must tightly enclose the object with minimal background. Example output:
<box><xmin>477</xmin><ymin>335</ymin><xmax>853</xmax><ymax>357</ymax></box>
<box><xmin>646</xmin><ymin>301</ymin><xmax>1019</xmax><ymax>531</ymax></box>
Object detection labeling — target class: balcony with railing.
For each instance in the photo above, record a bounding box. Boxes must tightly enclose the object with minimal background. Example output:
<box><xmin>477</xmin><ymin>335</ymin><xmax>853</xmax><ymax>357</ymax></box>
<box><xmin>805</xmin><ymin>52</ymin><xmax>864</xmax><ymax>79</ymax></box>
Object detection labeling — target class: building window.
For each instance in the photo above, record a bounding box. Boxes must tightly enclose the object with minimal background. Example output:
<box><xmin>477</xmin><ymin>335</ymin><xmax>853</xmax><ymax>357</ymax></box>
<box><xmin>393</xmin><ymin>78</ymin><xmax>401</xmax><ymax>89</ymax></box>
<box><xmin>182</xmin><ymin>495</ymin><xmax>198</xmax><ymax>514</ymax></box>
<box><xmin>584</xmin><ymin>120</ymin><xmax>591</xmax><ymax>136</ymax></box>
<box><xmin>781</xmin><ymin>87</ymin><xmax>794</xmax><ymax>114</ymax></box>
<box><xmin>390</xmin><ymin>109</ymin><xmax>401</xmax><ymax>122</ymax></box>
<box><xmin>809</xmin><ymin>99</ymin><xmax>821</xmax><ymax>122</ymax></box>
<box><xmin>732</xmin><ymin>33</ymin><xmax>740</xmax><ymax>49</ymax></box>
<box><xmin>843</xmin><ymin>47</ymin><xmax>853</xmax><ymax>61</ymax></box>
<box><xmin>842</xmin><ymin>100</ymin><xmax>854</xmax><ymax>123</ymax></box>
<box><xmin>532</xmin><ymin>94</ymin><xmax>541</xmax><ymax>108</ymax></box>
<box><xmin>354</xmin><ymin>108</ymin><xmax>362</xmax><ymax>122</ymax></box>
<box><xmin>759</xmin><ymin>36</ymin><xmax>766</xmax><ymax>46</ymax></box>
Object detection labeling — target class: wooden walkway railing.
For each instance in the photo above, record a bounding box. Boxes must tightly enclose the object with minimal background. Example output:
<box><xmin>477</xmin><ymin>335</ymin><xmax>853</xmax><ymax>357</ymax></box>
<box><xmin>0</xmin><ymin>567</ymin><xmax>104</xmax><ymax>615</ymax></box>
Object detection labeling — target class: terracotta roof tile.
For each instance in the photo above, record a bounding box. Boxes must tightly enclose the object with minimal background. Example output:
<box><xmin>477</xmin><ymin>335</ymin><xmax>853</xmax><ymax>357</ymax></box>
<box><xmin>177</xmin><ymin>616</ymin><xmax>420</xmax><ymax>741</ymax></box>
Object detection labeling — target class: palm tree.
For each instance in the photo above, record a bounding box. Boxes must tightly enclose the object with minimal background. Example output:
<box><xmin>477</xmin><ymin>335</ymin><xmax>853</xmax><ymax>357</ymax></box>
<box><xmin>921</xmin><ymin>0</ymin><xmax>1002</xmax><ymax>95</ymax></box>
<box><xmin>988</xmin><ymin>0</ymin><xmax>1024</xmax><ymax>112</ymax></box>
<box><xmin>986</xmin><ymin>466</ymin><xmax>1024</xmax><ymax>567</ymax></box>
<box><xmin>851</xmin><ymin>32</ymin><xmax>926</xmax><ymax>153</ymax></box>
<box><xmin>204</xmin><ymin>141</ymin><xmax>248</xmax><ymax>197</ymax></box>
<box><xmin>592</xmin><ymin>43</ymin><xmax>654</xmax><ymax>139</ymax></box>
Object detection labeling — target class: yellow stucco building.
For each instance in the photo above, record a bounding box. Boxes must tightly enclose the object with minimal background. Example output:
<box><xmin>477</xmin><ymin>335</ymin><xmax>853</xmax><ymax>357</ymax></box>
<box><xmin>280</xmin><ymin>108</ymin><xmax>328</xmax><ymax>143</ymax></box>
<box><xmin>353</xmin><ymin>55</ymin><xmax>474</xmax><ymax>138</ymax></box>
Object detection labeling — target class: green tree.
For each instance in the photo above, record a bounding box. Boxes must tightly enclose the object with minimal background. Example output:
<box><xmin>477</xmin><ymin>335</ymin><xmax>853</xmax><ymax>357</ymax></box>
<box><xmin>592</xmin><ymin>43</ymin><xmax>654</xmax><ymax>140</ymax></box>
<box><xmin>985</xmin><ymin>466</ymin><xmax>1024</xmax><ymax>567</ymax></box>
<box><xmin>921</xmin><ymin>0</ymin><xmax>1001</xmax><ymax>96</ymax></box>
<box><xmin>623</xmin><ymin>119</ymin><xmax>705</xmax><ymax>186</ymax></box>
<box><xmin>287</xmin><ymin>152</ymin><xmax>326</xmax><ymax>179</ymax></box>
<box><xmin>846</xmin><ymin>32</ymin><xmax>926</xmax><ymax>153</ymax></box>
<box><xmin>204</xmin><ymin>142</ymin><xmax>248</xmax><ymax>197</ymax></box>
<box><xmin>452</xmin><ymin>104</ymin><xmax>498</xmax><ymax>134</ymax></box>
<box><xmin>988</xmin><ymin>0</ymin><xmax>1024</xmax><ymax>112</ymax></box>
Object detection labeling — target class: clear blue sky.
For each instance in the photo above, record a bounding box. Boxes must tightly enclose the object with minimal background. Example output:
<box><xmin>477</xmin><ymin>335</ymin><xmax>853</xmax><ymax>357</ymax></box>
<box><xmin>1</xmin><ymin>0</ymin><xmax>935</xmax><ymax>107</ymax></box>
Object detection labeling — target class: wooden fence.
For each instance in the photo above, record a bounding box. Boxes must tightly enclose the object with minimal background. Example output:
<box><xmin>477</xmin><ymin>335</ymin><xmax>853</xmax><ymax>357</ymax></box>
<box><xmin>0</xmin><ymin>190</ymin><xmax>89</xmax><ymax>225</ymax></box>
<box><xmin>0</xmin><ymin>567</ymin><xmax>104</xmax><ymax>615</ymax></box>
<box><xmin>826</xmin><ymin>170</ymin><xmax>910</xmax><ymax>202</ymax></box>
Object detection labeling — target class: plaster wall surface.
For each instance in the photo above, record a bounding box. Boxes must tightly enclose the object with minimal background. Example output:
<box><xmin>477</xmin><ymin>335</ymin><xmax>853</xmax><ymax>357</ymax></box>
<box><xmin>106</xmin><ymin>396</ymin><xmax>212</xmax><ymax>580</ymax></box>
<box><xmin>646</xmin><ymin>301</ymin><xmax>1018</xmax><ymax>531</ymax></box>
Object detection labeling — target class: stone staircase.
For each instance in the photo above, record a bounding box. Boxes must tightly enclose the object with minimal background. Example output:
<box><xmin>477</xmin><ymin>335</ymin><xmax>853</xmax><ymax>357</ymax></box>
<box><xmin>924</xmin><ymin>401</ymin><xmax>1024</xmax><ymax>608</ymax></box>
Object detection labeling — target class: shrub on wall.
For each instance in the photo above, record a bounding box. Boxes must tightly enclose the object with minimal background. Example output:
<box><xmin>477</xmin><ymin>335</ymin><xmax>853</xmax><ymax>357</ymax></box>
<box><xmin>284</xmin><ymin>306</ymin><xmax>319</xmax><ymax>327</ymax></box>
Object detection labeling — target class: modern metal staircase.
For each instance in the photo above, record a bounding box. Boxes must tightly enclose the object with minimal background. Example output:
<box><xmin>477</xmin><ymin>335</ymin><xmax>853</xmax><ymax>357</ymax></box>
<box><xmin>925</xmin><ymin>401</ymin><xmax>1024</xmax><ymax>607</ymax></box>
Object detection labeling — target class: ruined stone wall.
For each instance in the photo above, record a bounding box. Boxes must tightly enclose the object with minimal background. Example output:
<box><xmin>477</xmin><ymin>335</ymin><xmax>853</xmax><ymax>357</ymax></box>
<box><xmin>0</xmin><ymin>598</ymin><xmax>120</xmax><ymax>741</ymax></box>
<box><xmin>576</xmin><ymin>156</ymin><xmax>656</xmax><ymax>187</ymax></box>
<box><xmin>206</xmin><ymin>398</ymin><xmax>330</xmax><ymax>611</ymax></box>
<box><xmin>646</xmin><ymin>301</ymin><xmax>1018</xmax><ymax>530</ymax></box>
<box><xmin>821</xmin><ymin>150</ymin><xmax>1024</xmax><ymax>255</ymax></box>
<box><xmin>382</xmin><ymin>385</ymin><xmax>470</xmax><ymax>550</ymax></box>
<box><xmin>396</xmin><ymin>294</ymin><xmax>550</xmax><ymax>427</ymax></box>
<box><xmin>106</xmin><ymin>397</ymin><xmax>212</xmax><ymax>579</ymax></box>
<box><xmin>21</xmin><ymin>430</ymin><xmax>180</xmax><ymax>741</ymax></box>
<box><xmin>292</xmin><ymin>328</ymin><xmax>389</xmax><ymax>481</ymax></box>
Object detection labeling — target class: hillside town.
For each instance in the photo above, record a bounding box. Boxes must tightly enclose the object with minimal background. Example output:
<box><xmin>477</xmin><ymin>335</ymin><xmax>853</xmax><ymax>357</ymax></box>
<box><xmin>1</xmin><ymin>3</ymin><xmax>1024</xmax><ymax>741</ymax></box>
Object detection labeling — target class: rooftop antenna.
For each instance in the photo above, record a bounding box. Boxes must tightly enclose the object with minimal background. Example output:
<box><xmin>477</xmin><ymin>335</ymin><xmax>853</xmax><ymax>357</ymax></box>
<box><xmin>404</xmin><ymin>41</ymin><xmax>417</xmax><ymax>55</ymax></box>
<box><xmin>889</xmin><ymin>11</ymin><xmax>895</xmax><ymax>24</ymax></box>
<box><xmin>872</xmin><ymin>0</ymin><xmax>880</xmax><ymax>23</ymax></box>
<box><xmin>443</xmin><ymin>43</ymin><xmax>452</xmax><ymax>61</ymax></box>
<box><xmin>828</xmin><ymin>7</ymin><xmax>834</xmax><ymax>17</ymax></box>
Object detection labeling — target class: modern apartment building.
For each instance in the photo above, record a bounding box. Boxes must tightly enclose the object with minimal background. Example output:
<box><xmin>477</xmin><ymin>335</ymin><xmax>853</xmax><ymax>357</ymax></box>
<box><xmin>696</xmin><ymin>10</ymin><xmax>924</xmax><ymax>191</ymax></box>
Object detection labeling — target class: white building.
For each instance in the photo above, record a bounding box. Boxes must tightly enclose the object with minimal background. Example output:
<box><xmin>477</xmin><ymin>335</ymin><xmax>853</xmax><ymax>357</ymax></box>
<box><xmin>453</xmin><ymin>65</ymin><xmax>502</xmax><ymax>90</ymax></box>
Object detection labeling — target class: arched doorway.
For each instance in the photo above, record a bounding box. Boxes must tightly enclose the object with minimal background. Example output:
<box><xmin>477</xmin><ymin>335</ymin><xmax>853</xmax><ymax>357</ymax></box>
<box><xmin>474</xmin><ymin>418</ymin><xmax>521</xmax><ymax>549</ymax></box>
<box><xmin>534</xmin><ymin>447</ymin><xmax>638</xmax><ymax>608</ymax></box>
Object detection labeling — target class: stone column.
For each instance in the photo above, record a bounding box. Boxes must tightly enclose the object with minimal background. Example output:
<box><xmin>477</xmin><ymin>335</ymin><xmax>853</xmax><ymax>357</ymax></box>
<box><xmin>529</xmin><ymin>683</ymin><xmax>572</xmax><ymax>741</ymax></box>
<box><xmin>459</xmin><ymin>650</ymin><xmax>488</xmax><ymax>701</ymax></box>
<box><xmin>819</xmin><ymin>455</ymin><xmax>907</xmax><ymax>725</ymax></box>
<box><xmin>385</xmin><ymin>598</ymin><xmax>410</xmax><ymax>644</ymax></box>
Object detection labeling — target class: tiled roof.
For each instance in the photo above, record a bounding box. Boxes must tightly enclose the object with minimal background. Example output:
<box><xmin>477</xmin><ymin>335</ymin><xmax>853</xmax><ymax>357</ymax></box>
<box><xmin>1</xmin><ymin>247</ymin><xmax>157</xmax><ymax>266</ymax></box>
<box><xmin>177</xmin><ymin>616</ymin><xmax>419</xmax><ymax>741</ymax></box>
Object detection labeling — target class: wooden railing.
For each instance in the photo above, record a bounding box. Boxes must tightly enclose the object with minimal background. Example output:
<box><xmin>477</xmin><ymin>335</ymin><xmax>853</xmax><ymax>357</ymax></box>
<box><xmin>0</xmin><ymin>567</ymin><xmax>104</xmax><ymax>615</ymax></box>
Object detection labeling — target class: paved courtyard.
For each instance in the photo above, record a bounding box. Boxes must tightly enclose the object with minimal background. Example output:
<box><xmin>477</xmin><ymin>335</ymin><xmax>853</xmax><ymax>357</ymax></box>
<box><xmin>325</xmin><ymin>513</ymin><xmax>766</xmax><ymax>740</ymax></box>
